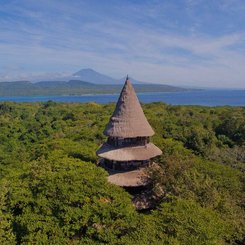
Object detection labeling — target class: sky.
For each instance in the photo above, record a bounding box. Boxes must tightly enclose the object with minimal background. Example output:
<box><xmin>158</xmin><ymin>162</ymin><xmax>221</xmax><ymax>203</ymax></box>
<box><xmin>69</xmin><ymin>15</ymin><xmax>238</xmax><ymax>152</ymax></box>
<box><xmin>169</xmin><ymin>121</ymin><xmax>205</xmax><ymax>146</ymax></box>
<box><xmin>0</xmin><ymin>0</ymin><xmax>245</xmax><ymax>88</ymax></box>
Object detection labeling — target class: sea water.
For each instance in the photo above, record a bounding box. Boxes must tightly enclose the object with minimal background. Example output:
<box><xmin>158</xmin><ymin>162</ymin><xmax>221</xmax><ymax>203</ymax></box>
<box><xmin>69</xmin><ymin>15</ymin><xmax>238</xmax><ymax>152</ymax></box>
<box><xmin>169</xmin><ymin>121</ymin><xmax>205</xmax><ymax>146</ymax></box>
<box><xmin>0</xmin><ymin>90</ymin><xmax>244</xmax><ymax>106</ymax></box>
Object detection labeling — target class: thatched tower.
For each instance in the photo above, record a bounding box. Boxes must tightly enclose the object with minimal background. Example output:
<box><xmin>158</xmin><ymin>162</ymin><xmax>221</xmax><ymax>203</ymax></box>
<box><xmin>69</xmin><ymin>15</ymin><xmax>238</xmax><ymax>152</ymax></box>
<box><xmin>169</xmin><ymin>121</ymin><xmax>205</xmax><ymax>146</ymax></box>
<box><xmin>96</xmin><ymin>77</ymin><xmax>162</xmax><ymax>187</ymax></box>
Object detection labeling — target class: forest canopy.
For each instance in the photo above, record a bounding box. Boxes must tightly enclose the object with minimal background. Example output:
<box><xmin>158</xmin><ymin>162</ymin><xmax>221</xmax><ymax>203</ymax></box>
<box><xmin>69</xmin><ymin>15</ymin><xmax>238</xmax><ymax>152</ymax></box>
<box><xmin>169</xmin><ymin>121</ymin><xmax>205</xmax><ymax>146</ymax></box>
<box><xmin>0</xmin><ymin>101</ymin><xmax>244</xmax><ymax>244</ymax></box>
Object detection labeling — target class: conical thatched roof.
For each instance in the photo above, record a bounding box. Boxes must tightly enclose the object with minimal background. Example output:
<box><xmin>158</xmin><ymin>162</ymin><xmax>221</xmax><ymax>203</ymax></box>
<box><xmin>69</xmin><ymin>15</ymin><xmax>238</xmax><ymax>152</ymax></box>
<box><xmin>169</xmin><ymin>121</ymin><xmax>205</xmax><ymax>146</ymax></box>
<box><xmin>97</xmin><ymin>142</ymin><xmax>162</xmax><ymax>161</ymax></box>
<box><xmin>104</xmin><ymin>78</ymin><xmax>154</xmax><ymax>137</ymax></box>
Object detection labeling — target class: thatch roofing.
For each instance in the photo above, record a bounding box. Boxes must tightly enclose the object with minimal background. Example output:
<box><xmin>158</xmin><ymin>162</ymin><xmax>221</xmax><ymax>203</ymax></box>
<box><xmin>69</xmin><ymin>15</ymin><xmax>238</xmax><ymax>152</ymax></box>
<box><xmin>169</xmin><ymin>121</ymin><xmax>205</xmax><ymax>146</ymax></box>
<box><xmin>106</xmin><ymin>168</ymin><xmax>149</xmax><ymax>187</ymax></box>
<box><xmin>96</xmin><ymin>142</ymin><xmax>162</xmax><ymax>161</ymax></box>
<box><xmin>104</xmin><ymin>78</ymin><xmax>154</xmax><ymax>137</ymax></box>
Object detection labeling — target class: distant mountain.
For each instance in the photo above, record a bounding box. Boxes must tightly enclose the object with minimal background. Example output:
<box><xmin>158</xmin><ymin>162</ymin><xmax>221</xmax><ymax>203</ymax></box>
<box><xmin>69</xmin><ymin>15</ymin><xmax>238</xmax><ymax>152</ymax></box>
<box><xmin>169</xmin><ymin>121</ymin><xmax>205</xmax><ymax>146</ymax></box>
<box><xmin>0</xmin><ymin>81</ymin><xmax>32</xmax><ymax>87</ymax></box>
<box><xmin>0</xmin><ymin>68</ymin><xmax>193</xmax><ymax>96</ymax></box>
<box><xmin>37</xmin><ymin>80</ymin><xmax>94</xmax><ymax>87</ymax></box>
<box><xmin>50</xmin><ymin>68</ymin><xmax>145</xmax><ymax>85</ymax></box>
<box><xmin>0</xmin><ymin>68</ymin><xmax>172</xmax><ymax>86</ymax></box>
<box><xmin>36</xmin><ymin>81</ymin><xmax>67</xmax><ymax>87</ymax></box>
<box><xmin>0</xmin><ymin>79</ymin><xmax>189</xmax><ymax>97</ymax></box>
<box><xmin>67</xmin><ymin>80</ymin><xmax>95</xmax><ymax>87</ymax></box>
<box><xmin>71</xmin><ymin>68</ymin><xmax>118</xmax><ymax>84</ymax></box>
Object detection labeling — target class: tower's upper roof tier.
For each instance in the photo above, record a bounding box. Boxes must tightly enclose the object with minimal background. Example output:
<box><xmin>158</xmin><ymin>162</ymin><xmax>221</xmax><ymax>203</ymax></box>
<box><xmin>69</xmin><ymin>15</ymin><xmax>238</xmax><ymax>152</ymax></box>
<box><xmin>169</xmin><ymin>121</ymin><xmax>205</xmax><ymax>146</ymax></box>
<box><xmin>104</xmin><ymin>78</ymin><xmax>154</xmax><ymax>137</ymax></box>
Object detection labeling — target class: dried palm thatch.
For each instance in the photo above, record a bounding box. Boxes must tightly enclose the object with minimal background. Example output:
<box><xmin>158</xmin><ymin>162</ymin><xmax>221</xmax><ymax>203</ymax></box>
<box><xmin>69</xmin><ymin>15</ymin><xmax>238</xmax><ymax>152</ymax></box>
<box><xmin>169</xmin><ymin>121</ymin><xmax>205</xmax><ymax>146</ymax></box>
<box><xmin>97</xmin><ymin>142</ymin><xmax>162</xmax><ymax>161</ymax></box>
<box><xmin>97</xmin><ymin>78</ymin><xmax>162</xmax><ymax>187</ymax></box>
<box><xmin>104</xmin><ymin>78</ymin><xmax>154</xmax><ymax>137</ymax></box>
<box><xmin>106</xmin><ymin>167</ymin><xmax>149</xmax><ymax>187</ymax></box>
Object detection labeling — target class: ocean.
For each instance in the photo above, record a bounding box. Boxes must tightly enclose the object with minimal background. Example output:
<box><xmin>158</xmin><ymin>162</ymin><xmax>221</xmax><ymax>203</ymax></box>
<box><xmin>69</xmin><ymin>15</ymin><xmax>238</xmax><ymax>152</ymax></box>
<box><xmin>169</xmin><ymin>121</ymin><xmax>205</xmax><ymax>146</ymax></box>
<box><xmin>0</xmin><ymin>89</ymin><xmax>244</xmax><ymax>106</ymax></box>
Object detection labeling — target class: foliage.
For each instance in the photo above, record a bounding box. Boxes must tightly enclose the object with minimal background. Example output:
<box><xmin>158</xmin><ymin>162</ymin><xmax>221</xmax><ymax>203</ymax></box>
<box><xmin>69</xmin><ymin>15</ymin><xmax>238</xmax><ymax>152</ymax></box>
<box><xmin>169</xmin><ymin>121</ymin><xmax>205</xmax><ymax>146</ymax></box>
<box><xmin>0</xmin><ymin>179</ymin><xmax>15</xmax><ymax>244</ymax></box>
<box><xmin>151</xmin><ymin>198</ymin><xmax>229</xmax><ymax>245</ymax></box>
<box><xmin>0</xmin><ymin>101</ymin><xmax>244</xmax><ymax>244</ymax></box>
<box><xmin>3</xmin><ymin>153</ymin><xmax>137</xmax><ymax>244</ymax></box>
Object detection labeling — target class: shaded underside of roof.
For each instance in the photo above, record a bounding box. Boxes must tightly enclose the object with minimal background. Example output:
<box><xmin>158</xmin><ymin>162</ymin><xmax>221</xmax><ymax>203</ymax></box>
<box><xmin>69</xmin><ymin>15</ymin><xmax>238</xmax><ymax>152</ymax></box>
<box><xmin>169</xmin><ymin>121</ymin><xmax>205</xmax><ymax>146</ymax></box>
<box><xmin>96</xmin><ymin>142</ymin><xmax>162</xmax><ymax>161</ymax></box>
<box><xmin>104</xmin><ymin>79</ymin><xmax>154</xmax><ymax>137</ymax></box>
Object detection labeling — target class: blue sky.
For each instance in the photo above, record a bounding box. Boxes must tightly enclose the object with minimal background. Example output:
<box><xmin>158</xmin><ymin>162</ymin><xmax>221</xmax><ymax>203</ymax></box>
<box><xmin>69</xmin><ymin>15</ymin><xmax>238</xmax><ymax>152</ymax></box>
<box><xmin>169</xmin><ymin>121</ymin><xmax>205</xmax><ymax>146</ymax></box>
<box><xmin>0</xmin><ymin>0</ymin><xmax>245</xmax><ymax>88</ymax></box>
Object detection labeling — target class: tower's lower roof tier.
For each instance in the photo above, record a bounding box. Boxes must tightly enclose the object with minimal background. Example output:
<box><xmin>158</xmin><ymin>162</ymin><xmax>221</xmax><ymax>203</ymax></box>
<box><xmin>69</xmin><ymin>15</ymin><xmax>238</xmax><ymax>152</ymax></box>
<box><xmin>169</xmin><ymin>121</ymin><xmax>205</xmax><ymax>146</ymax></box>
<box><xmin>96</xmin><ymin>142</ymin><xmax>162</xmax><ymax>161</ymax></box>
<box><xmin>107</xmin><ymin>168</ymin><xmax>149</xmax><ymax>187</ymax></box>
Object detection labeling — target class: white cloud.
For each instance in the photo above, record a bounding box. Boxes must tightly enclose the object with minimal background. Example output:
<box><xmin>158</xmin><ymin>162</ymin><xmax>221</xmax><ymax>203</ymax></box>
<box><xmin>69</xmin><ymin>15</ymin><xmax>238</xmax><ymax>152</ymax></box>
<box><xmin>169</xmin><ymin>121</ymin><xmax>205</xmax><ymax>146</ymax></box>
<box><xmin>0</xmin><ymin>0</ymin><xmax>245</xmax><ymax>88</ymax></box>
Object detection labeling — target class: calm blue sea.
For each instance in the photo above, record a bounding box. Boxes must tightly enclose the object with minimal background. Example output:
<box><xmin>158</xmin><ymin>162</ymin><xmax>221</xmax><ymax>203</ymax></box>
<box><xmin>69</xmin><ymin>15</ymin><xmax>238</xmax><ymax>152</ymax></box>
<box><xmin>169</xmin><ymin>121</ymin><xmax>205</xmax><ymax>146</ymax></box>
<box><xmin>0</xmin><ymin>90</ymin><xmax>244</xmax><ymax>106</ymax></box>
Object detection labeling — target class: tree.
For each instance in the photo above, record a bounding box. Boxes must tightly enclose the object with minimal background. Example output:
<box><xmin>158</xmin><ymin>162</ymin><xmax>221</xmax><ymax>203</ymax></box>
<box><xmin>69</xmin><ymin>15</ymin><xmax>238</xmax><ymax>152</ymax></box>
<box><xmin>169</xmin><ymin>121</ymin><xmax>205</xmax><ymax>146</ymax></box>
<box><xmin>2</xmin><ymin>152</ymin><xmax>137</xmax><ymax>244</ymax></box>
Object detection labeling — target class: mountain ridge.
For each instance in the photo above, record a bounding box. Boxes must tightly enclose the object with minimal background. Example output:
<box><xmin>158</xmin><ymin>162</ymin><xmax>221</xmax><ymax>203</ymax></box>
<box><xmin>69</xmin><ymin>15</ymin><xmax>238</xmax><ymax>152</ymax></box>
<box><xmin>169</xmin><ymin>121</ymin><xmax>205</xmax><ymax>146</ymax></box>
<box><xmin>0</xmin><ymin>68</ymin><xmax>151</xmax><ymax>85</ymax></box>
<box><xmin>0</xmin><ymin>79</ymin><xmax>189</xmax><ymax>97</ymax></box>
<box><xmin>0</xmin><ymin>68</ymin><xmax>192</xmax><ymax>96</ymax></box>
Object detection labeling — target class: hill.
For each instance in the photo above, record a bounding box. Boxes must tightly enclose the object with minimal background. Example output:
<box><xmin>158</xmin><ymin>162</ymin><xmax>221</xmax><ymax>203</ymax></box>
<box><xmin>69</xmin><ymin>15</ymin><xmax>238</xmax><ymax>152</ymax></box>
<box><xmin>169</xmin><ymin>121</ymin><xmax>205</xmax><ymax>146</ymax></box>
<box><xmin>0</xmin><ymin>80</ymin><xmax>188</xmax><ymax>96</ymax></box>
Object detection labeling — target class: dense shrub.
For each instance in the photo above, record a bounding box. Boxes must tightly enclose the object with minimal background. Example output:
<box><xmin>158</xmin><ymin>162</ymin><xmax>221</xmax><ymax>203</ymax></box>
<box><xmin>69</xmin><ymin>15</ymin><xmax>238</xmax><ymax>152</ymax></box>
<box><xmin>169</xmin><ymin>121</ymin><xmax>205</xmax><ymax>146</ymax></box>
<box><xmin>0</xmin><ymin>102</ymin><xmax>244</xmax><ymax>244</ymax></box>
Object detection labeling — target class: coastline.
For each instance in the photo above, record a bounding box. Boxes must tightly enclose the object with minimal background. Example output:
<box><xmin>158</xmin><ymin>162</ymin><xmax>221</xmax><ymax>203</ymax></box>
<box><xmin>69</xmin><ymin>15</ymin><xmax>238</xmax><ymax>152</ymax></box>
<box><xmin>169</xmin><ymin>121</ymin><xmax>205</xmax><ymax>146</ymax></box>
<box><xmin>0</xmin><ymin>89</ymin><xmax>244</xmax><ymax>106</ymax></box>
